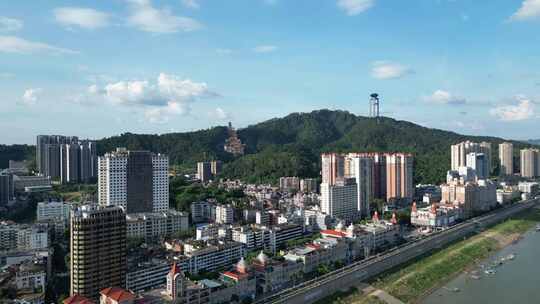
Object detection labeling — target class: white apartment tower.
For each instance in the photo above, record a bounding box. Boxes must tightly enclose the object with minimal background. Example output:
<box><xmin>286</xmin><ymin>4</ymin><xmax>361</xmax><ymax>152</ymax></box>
<box><xmin>348</xmin><ymin>156</ymin><xmax>373</xmax><ymax>218</ymax></box>
<box><xmin>499</xmin><ymin>142</ymin><xmax>513</xmax><ymax>176</ymax></box>
<box><xmin>520</xmin><ymin>149</ymin><xmax>539</xmax><ymax>178</ymax></box>
<box><xmin>451</xmin><ymin>141</ymin><xmax>492</xmax><ymax>173</ymax></box>
<box><xmin>215</xmin><ymin>204</ymin><xmax>234</xmax><ymax>224</ymax></box>
<box><xmin>98</xmin><ymin>148</ymin><xmax>169</xmax><ymax>213</ymax></box>
<box><xmin>320</xmin><ymin>178</ymin><xmax>358</xmax><ymax>221</ymax></box>
<box><xmin>466</xmin><ymin>152</ymin><xmax>488</xmax><ymax>179</ymax></box>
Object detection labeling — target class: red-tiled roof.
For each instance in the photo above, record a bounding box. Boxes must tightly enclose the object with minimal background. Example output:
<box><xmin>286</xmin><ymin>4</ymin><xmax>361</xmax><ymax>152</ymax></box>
<box><xmin>306</xmin><ymin>244</ymin><xmax>321</xmax><ymax>250</ymax></box>
<box><xmin>63</xmin><ymin>295</ymin><xmax>95</xmax><ymax>304</ymax></box>
<box><xmin>100</xmin><ymin>287</ymin><xmax>136</xmax><ymax>302</ymax></box>
<box><xmin>320</xmin><ymin>229</ymin><xmax>347</xmax><ymax>238</ymax></box>
<box><xmin>222</xmin><ymin>271</ymin><xmax>249</xmax><ymax>281</ymax></box>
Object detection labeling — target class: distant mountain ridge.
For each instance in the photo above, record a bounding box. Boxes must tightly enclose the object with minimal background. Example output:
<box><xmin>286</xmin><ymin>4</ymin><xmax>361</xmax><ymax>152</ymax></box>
<box><xmin>527</xmin><ymin>139</ymin><xmax>540</xmax><ymax>146</ymax></box>
<box><xmin>96</xmin><ymin>109</ymin><xmax>532</xmax><ymax>184</ymax></box>
<box><xmin>1</xmin><ymin>109</ymin><xmax>533</xmax><ymax>184</ymax></box>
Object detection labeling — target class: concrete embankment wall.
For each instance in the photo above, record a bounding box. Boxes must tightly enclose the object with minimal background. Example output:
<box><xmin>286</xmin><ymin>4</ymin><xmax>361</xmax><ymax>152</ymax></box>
<box><xmin>265</xmin><ymin>200</ymin><xmax>538</xmax><ymax>304</ymax></box>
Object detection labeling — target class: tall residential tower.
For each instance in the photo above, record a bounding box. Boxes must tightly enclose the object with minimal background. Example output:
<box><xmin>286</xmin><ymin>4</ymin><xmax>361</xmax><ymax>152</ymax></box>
<box><xmin>70</xmin><ymin>205</ymin><xmax>126</xmax><ymax>300</ymax></box>
<box><xmin>98</xmin><ymin>148</ymin><xmax>169</xmax><ymax>213</ymax></box>
<box><xmin>499</xmin><ymin>142</ymin><xmax>513</xmax><ymax>176</ymax></box>
<box><xmin>451</xmin><ymin>141</ymin><xmax>492</xmax><ymax>174</ymax></box>
<box><xmin>36</xmin><ymin>135</ymin><xmax>97</xmax><ymax>183</ymax></box>
<box><xmin>520</xmin><ymin>149</ymin><xmax>539</xmax><ymax>178</ymax></box>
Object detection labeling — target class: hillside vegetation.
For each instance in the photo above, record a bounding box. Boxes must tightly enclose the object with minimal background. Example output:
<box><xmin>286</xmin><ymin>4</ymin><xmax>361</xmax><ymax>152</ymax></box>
<box><xmin>2</xmin><ymin>110</ymin><xmax>533</xmax><ymax>184</ymax></box>
<box><xmin>0</xmin><ymin>144</ymin><xmax>35</xmax><ymax>169</ymax></box>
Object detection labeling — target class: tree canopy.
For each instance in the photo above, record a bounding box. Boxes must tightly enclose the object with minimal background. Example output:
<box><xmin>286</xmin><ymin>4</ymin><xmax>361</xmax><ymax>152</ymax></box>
<box><xmin>2</xmin><ymin>109</ymin><xmax>535</xmax><ymax>185</ymax></box>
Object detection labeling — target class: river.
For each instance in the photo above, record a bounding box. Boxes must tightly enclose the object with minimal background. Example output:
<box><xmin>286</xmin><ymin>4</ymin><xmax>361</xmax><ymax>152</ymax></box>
<box><xmin>422</xmin><ymin>228</ymin><xmax>540</xmax><ymax>304</ymax></box>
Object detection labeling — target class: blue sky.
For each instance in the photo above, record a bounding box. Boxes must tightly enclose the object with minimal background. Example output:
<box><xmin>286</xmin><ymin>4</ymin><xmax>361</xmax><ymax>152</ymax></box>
<box><xmin>1</xmin><ymin>0</ymin><xmax>540</xmax><ymax>144</ymax></box>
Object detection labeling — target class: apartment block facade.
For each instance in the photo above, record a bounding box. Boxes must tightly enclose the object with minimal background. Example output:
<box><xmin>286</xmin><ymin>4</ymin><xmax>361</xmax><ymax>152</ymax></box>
<box><xmin>520</xmin><ymin>149</ymin><xmax>540</xmax><ymax>178</ymax></box>
<box><xmin>98</xmin><ymin>148</ymin><xmax>169</xmax><ymax>213</ymax></box>
<box><xmin>451</xmin><ymin>141</ymin><xmax>492</xmax><ymax>173</ymax></box>
<box><xmin>70</xmin><ymin>205</ymin><xmax>126</xmax><ymax>300</ymax></box>
<box><xmin>36</xmin><ymin>135</ymin><xmax>97</xmax><ymax>183</ymax></box>
<box><xmin>499</xmin><ymin>142</ymin><xmax>514</xmax><ymax>176</ymax></box>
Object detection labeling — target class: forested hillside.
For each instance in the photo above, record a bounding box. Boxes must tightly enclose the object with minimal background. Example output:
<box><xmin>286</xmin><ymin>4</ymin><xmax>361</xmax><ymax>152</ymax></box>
<box><xmin>0</xmin><ymin>145</ymin><xmax>35</xmax><ymax>169</ymax></box>
<box><xmin>234</xmin><ymin>111</ymin><xmax>531</xmax><ymax>184</ymax></box>
<box><xmin>2</xmin><ymin>110</ymin><xmax>532</xmax><ymax>184</ymax></box>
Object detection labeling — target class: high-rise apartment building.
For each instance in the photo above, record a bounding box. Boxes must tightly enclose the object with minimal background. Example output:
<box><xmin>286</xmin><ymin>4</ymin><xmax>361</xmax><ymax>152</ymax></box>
<box><xmin>79</xmin><ymin>141</ymin><xmax>98</xmax><ymax>183</ymax></box>
<box><xmin>499</xmin><ymin>142</ymin><xmax>514</xmax><ymax>176</ymax></box>
<box><xmin>215</xmin><ymin>204</ymin><xmax>234</xmax><ymax>224</ymax></box>
<box><xmin>386</xmin><ymin>153</ymin><xmax>414</xmax><ymax>202</ymax></box>
<box><xmin>0</xmin><ymin>173</ymin><xmax>14</xmax><ymax>206</ymax></box>
<box><xmin>197</xmin><ymin>162</ymin><xmax>213</xmax><ymax>183</ymax></box>
<box><xmin>451</xmin><ymin>141</ymin><xmax>492</xmax><ymax>174</ymax></box>
<box><xmin>98</xmin><ymin>148</ymin><xmax>169</xmax><ymax>213</ymax></box>
<box><xmin>45</xmin><ymin>144</ymin><xmax>61</xmax><ymax>179</ymax></box>
<box><xmin>320</xmin><ymin>178</ymin><xmax>358</xmax><ymax>221</ymax></box>
<box><xmin>348</xmin><ymin>156</ymin><xmax>373</xmax><ymax>218</ymax></box>
<box><xmin>70</xmin><ymin>205</ymin><xmax>126</xmax><ymax>300</ymax></box>
<box><xmin>322</xmin><ymin>152</ymin><xmax>413</xmax><ymax>205</ymax></box>
<box><xmin>36</xmin><ymin>135</ymin><xmax>97</xmax><ymax>183</ymax></box>
<box><xmin>466</xmin><ymin>152</ymin><xmax>488</xmax><ymax>179</ymax></box>
<box><xmin>321</xmin><ymin>153</ymin><xmax>345</xmax><ymax>186</ymax></box>
<box><xmin>211</xmin><ymin>160</ymin><xmax>222</xmax><ymax>176</ymax></box>
<box><xmin>520</xmin><ymin>149</ymin><xmax>540</xmax><ymax>178</ymax></box>
<box><xmin>127</xmin><ymin>151</ymin><xmax>154</xmax><ymax>214</ymax></box>
<box><xmin>372</xmin><ymin>153</ymin><xmax>388</xmax><ymax>200</ymax></box>
<box><xmin>61</xmin><ymin>144</ymin><xmax>80</xmax><ymax>184</ymax></box>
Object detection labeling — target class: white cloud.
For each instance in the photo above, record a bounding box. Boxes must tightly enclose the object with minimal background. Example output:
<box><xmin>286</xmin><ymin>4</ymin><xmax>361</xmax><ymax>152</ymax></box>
<box><xmin>181</xmin><ymin>0</ymin><xmax>200</xmax><ymax>9</ymax></box>
<box><xmin>212</xmin><ymin>107</ymin><xmax>231</xmax><ymax>120</ymax></box>
<box><xmin>490</xmin><ymin>97</ymin><xmax>535</xmax><ymax>121</ymax></box>
<box><xmin>510</xmin><ymin>0</ymin><xmax>540</xmax><ymax>21</ymax></box>
<box><xmin>21</xmin><ymin>88</ymin><xmax>42</xmax><ymax>105</ymax></box>
<box><xmin>337</xmin><ymin>0</ymin><xmax>374</xmax><ymax>16</ymax></box>
<box><xmin>127</xmin><ymin>0</ymin><xmax>202</xmax><ymax>33</ymax></box>
<box><xmin>0</xmin><ymin>17</ymin><xmax>23</xmax><ymax>32</ymax></box>
<box><xmin>0</xmin><ymin>35</ymin><xmax>78</xmax><ymax>54</ymax></box>
<box><xmin>81</xmin><ymin>73</ymin><xmax>218</xmax><ymax>123</ymax></box>
<box><xmin>54</xmin><ymin>7</ymin><xmax>110</xmax><ymax>30</ymax></box>
<box><xmin>144</xmin><ymin>102</ymin><xmax>188</xmax><ymax>123</ymax></box>
<box><xmin>423</xmin><ymin>90</ymin><xmax>466</xmax><ymax>105</ymax></box>
<box><xmin>371</xmin><ymin>61</ymin><xmax>413</xmax><ymax>80</ymax></box>
<box><xmin>253</xmin><ymin>45</ymin><xmax>277</xmax><ymax>53</ymax></box>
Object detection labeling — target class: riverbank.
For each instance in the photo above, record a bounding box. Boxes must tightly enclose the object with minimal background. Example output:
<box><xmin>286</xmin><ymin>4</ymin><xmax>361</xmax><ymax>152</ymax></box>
<box><xmin>326</xmin><ymin>207</ymin><xmax>540</xmax><ymax>304</ymax></box>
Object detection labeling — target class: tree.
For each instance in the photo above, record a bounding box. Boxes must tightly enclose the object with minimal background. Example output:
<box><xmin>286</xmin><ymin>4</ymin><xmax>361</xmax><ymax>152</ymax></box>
<box><xmin>371</xmin><ymin>199</ymin><xmax>385</xmax><ymax>214</ymax></box>
<box><xmin>316</xmin><ymin>264</ymin><xmax>330</xmax><ymax>276</ymax></box>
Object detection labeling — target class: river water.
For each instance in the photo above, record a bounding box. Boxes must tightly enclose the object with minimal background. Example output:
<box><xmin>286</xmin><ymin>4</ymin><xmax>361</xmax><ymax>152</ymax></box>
<box><xmin>423</xmin><ymin>228</ymin><xmax>540</xmax><ymax>304</ymax></box>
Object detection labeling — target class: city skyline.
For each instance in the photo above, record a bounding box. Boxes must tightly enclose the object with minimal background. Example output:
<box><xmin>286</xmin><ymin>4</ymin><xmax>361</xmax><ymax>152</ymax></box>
<box><xmin>2</xmin><ymin>0</ymin><xmax>540</xmax><ymax>144</ymax></box>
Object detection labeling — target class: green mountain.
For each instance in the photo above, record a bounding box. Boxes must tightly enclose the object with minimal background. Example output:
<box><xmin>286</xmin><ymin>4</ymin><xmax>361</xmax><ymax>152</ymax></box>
<box><xmin>97</xmin><ymin>109</ymin><xmax>532</xmax><ymax>185</ymax></box>
<box><xmin>2</xmin><ymin>109</ymin><xmax>532</xmax><ymax>184</ymax></box>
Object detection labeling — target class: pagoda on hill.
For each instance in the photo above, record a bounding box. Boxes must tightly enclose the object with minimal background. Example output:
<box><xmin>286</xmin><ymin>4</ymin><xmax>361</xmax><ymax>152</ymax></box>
<box><xmin>224</xmin><ymin>122</ymin><xmax>245</xmax><ymax>156</ymax></box>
